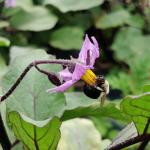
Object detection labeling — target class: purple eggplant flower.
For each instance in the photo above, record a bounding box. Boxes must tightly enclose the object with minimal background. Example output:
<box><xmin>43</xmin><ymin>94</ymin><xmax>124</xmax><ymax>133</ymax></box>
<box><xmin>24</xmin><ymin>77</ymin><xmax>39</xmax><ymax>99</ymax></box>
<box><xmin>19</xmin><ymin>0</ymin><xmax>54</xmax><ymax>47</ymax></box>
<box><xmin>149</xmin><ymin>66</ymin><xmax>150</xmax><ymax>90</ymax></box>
<box><xmin>5</xmin><ymin>0</ymin><xmax>16</xmax><ymax>7</ymax></box>
<box><xmin>47</xmin><ymin>34</ymin><xmax>99</xmax><ymax>93</ymax></box>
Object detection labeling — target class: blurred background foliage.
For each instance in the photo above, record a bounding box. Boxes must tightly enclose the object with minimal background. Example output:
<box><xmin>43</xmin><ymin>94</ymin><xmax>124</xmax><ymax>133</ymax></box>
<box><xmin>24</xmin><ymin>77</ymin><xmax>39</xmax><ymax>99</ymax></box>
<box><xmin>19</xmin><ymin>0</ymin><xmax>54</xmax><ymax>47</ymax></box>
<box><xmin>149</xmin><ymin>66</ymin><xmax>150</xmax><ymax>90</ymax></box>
<box><xmin>0</xmin><ymin>0</ymin><xmax>150</xmax><ymax>149</ymax></box>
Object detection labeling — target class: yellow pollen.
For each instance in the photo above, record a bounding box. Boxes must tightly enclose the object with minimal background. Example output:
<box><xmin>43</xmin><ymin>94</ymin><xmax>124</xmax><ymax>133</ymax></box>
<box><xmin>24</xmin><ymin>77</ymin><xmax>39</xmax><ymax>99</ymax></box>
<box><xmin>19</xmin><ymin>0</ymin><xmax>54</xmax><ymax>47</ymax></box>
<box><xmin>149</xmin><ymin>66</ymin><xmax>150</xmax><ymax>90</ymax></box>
<box><xmin>81</xmin><ymin>69</ymin><xmax>96</xmax><ymax>85</ymax></box>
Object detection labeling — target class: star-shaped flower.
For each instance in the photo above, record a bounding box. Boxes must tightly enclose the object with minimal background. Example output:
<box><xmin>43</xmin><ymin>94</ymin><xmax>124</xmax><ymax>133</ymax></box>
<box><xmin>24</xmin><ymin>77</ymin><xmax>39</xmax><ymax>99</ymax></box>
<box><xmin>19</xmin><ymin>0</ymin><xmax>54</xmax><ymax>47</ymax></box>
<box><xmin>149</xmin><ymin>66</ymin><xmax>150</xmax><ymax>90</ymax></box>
<box><xmin>47</xmin><ymin>34</ymin><xmax>99</xmax><ymax>93</ymax></box>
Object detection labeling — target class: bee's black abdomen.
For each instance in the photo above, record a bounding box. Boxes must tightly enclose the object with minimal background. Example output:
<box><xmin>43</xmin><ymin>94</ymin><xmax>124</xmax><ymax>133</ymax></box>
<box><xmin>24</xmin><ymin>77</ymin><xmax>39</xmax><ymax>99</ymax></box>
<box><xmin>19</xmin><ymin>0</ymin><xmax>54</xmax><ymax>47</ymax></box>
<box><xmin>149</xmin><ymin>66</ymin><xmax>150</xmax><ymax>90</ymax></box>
<box><xmin>83</xmin><ymin>84</ymin><xmax>101</xmax><ymax>99</ymax></box>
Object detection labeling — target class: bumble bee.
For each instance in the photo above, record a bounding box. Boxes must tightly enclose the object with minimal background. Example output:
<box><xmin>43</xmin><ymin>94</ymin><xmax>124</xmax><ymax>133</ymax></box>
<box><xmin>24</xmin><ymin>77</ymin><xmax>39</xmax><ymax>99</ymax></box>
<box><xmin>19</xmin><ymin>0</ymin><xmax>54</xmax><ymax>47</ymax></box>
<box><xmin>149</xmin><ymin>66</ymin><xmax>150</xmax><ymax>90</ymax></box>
<box><xmin>83</xmin><ymin>75</ymin><xmax>109</xmax><ymax>99</ymax></box>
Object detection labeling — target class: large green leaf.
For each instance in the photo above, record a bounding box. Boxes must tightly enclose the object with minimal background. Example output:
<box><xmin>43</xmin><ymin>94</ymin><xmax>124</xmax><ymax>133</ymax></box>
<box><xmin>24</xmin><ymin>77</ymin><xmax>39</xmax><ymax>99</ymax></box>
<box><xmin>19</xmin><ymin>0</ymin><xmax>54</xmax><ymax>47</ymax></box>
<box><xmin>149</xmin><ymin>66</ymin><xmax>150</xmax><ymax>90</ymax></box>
<box><xmin>60</xmin><ymin>13</ymin><xmax>92</xmax><ymax>30</ymax></box>
<box><xmin>9</xmin><ymin>46</ymin><xmax>42</xmax><ymax>63</ymax></box>
<box><xmin>107</xmin><ymin>71</ymin><xmax>132</xmax><ymax>95</ymax></box>
<box><xmin>143</xmin><ymin>85</ymin><xmax>150</xmax><ymax>93</ymax></box>
<box><xmin>0</xmin><ymin>36</ymin><xmax>10</xmax><ymax>47</ymax></box>
<box><xmin>49</xmin><ymin>26</ymin><xmax>84</xmax><ymax>50</ymax></box>
<box><xmin>111</xmin><ymin>27</ymin><xmax>141</xmax><ymax>61</ymax></box>
<box><xmin>10</xmin><ymin>6</ymin><xmax>58</xmax><ymax>31</ymax></box>
<box><xmin>121</xmin><ymin>91</ymin><xmax>150</xmax><ymax>134</ymax></box>
<box><xmin>0</xmin><ymin>21</ymin><xmax>9</xmax><ymax>28</ymax></box>
<box><xmin>0</xmin><ymin>55</ymin><xmax>8</xmax><ymax>79</ymax></box>
<box><xmin>57</xmin><ymin>118</ymin><xmax>111</xmax><ymax>150</ymax></box>
<box><xmin>1</xmin><ymin>50</ymin><xmax>66</xmax><ymax>149</ymax></box>
<box><xmin>43</xmin><ymin>0</ymin><xmax>104</xmax><ymax>12</ymax></box>
<box><xmin>2</xmin><ymin>50</ymin><xmax>66</xmax><ymax>120</ymax></box>
<box><xmin>126</xmin><ymin>14</ymin><xmax>145</xmax><ymax>29</ymax></box>
<box><xmin>61</xmin><ymin>92</ymin><xmax>125</xmax><ymax>121</ymax></box>
<box><xmin>15</xmin><ymin>0</ymin><xmax>34</xmax><ymax>10</ymax></box>
<box><xmin>8</xmin><ymin>112</ymin><xmax>61</xmax><ymax>150</ymax></box>
<box><xmin>95</xmin><ymin>9</ymin><xmax>130</xmax><ymax>29</ymax></box>
<box><xmin>11</xmin><ymin>143</ymin><xmax>24</xmax><ymax>150</ymax></box>
<box><xmin>111</xmin><ymin>27</ymin><xmax>150</xmax><ymax>63</ymax></box>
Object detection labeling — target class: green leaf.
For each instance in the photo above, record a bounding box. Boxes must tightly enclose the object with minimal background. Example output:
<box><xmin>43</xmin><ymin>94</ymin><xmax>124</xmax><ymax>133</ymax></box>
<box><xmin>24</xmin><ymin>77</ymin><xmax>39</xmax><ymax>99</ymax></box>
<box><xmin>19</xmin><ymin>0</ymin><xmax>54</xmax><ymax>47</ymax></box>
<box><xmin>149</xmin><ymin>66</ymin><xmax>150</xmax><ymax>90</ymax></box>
<box><xmin>8</xmin><ymin>111</ymin><xmax>61</xmax><ymax>150</ymax></box>
<box><xmin>10</xmin><ymin>6</ymin><xmax>58</xmax><ymax>31</ymax></box>
<box><xmin>91</xmin><ymin>117</ymin><xmax>112</xmax><ymax>137</ymax></box>
<box><xmin>9</xmin><ymin>46</ymin><xmax>43</xmax><ymax>63</ymax></box>
<box><xmin>10</xmin><ymin>33</ymin><xmax>28</xmax><ymax>46</ymax></box>
<box><xmin>111</xmin><ymin>27</ymin><xmax>143</xmax><ymax>61</ymax></box>
<box><xmin>95</xmin><ymin>9</ymin><xmax>130</xmax><ymax>29</ymax></box>
<box><xmin>145</xmin><ymin>8</ymin><xmax>150</xmax><ymax>32</ymax></box>
<box><xmin>0</xmin><ymin>55</ymin><xmax>8</xmax><ymax>79</ymax></box>
<box><xmin>57</xmin><ymin>118</ymin><xmax>110</xmax><ymax>150</ymax></box>
<box><xmin>109</xmin><ymin>26</ymin><xmax>150</xmax><ymax>94</ymax></box>
<box><xmin>143</xmin><ymin>85</ymin><xmax>150</xmax><ymax>93</ymax></box>
<box><xmin>121</xmin><ymin>92</ymin><xmax>150</xmax><ymax>134</ymax></box>
<box><xmin>59</xmin><ymin>13</ymin><xmax>92</xmax><ymax>30</ymax></box>
<box><xmin>107</xmin><ymin>71</ymin><xmax>132</xmax><ymax>95</ymax></box>
<box><xmin>126</xmin><ymin>14</ymin><xmax>145</xmax><ymax>29</ymax></box>
<box><xmin>112</xmin><ymin>26</ymin><xmax>150</xmax><ymax>63</ymax></box>
<box><xmin>49</xmin><ymin>26</ymin><xmax>84</xmax><ymax>50</ymax></box>
<box><xmin>15</xmin><ymin>0</ymin><xmax>34</xmax><ymax>10</ymax></box>
<box><xmin>0</xmin><ymin>21</ymin><xmax>9</xmax><ymax>28</ymax></box>
<box><xmin>11</xmin><ymin>142</ymin><xmax>24</xmax><ymax>150</ymax></box>
<box><xmin>1</xmin><ymin>50</ymin><xmax>66</xmax><ymax>149</ymax></box>
<box><xmin>0</xmin><ymin>36</ymin><xmax>10</xmax><ymax>47</ymax></box>
<box><xmin>107</xmin><ymin>58</ymin><xmax>150</xmax><ymax>95</ymax></box>
<box><xmin>43</xmin><ymin>0</ymin><xmax>104</xmax><ymax>12</ymax></box>
<box><xmin>130</xmin><ymin>36</ymin><xmax>150</xmax><ymax>58</ymax></box>
<box><xmin>0</xmin><ymin>102</ymin><xmax>16</xmax><ymax>144</ymax></box>
<box><xmin>2</xmin><ymin>50</ymin><xmax>66</xmax><ymax>120</ymax></box>
<box><xmin>3</xmin><ymin>7</ymin><xmax>21</xmax><ymax>17</ymax></box>
<box><xmin>61</xmin><ymin>92</ymin><xmax>125</xmax><ymax>121</ymax></box>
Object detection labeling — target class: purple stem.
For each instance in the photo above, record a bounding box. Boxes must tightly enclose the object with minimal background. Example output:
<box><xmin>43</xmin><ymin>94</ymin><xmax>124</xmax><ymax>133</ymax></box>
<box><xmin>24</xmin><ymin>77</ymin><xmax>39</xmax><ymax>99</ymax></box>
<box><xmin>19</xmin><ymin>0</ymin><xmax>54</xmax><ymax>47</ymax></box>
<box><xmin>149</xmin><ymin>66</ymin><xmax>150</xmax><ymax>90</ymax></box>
<box><xmin>0</xmin><ymin>59</ymin><xmax>75</xmax><ymax>102</ymax></box>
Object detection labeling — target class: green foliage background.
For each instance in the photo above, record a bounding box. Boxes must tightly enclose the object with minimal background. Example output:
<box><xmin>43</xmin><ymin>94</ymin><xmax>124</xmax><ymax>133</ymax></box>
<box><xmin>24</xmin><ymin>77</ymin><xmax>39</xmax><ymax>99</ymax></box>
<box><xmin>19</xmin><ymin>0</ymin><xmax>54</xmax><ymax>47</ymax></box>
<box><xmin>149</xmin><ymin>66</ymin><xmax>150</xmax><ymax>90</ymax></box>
<box><xmin>0</xmin><ymin>0</ymin><xmax>150</xmax><ymax>149</ymax></box>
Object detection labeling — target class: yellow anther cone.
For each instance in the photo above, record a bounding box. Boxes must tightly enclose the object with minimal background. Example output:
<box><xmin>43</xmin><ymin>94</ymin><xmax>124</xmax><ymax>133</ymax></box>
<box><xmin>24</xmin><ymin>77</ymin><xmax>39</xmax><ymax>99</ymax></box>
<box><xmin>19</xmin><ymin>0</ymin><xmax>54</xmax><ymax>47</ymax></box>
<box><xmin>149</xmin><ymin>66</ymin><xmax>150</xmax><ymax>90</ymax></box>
<box><xmin>81</xmin><ymin>69</ymin><xmax>96</xmax><ymax>85</ymax></box>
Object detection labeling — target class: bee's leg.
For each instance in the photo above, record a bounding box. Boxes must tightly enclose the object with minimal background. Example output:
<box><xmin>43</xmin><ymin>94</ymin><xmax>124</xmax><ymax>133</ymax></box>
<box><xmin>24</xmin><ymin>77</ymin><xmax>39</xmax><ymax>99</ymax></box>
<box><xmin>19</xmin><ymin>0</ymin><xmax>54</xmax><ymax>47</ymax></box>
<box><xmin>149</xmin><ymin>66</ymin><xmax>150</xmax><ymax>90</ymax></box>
<box><xmin>99</xmin><ymin>92</ymin><xmax>106</xmax><ymax>107</ymax></box>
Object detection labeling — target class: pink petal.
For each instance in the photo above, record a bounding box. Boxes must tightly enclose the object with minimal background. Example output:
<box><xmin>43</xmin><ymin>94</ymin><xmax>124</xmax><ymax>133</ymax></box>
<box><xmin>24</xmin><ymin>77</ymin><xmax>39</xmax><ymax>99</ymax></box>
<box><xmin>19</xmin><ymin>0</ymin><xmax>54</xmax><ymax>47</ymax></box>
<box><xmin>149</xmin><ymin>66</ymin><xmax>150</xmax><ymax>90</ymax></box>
<box><xmin>59</xmin><ymin>67</ymin><xmax>72</xmax><ymax>81</ymax></box>
<box><xmin>91</xmin><ymin>36</ymin><xmax>99</xmax><ymax>58</ymax></box>
<box><xmin>78</xmin><ymin>34</ymin><xmax>99</xmax><ymax>67</ymax></box>
<box><xmin>5</xmin><ymin>0</ymin><xmax>16</xmax><ymax>7</ymax></box>
<box><xmin>72</xmin><ymin>63</ymin><xmax>90</xmax><ymax>81</ymax></box>
<box><xmin>47</xmin><ymin>80</ymin><xmax>76</xmax><ymax>93</ymax></box>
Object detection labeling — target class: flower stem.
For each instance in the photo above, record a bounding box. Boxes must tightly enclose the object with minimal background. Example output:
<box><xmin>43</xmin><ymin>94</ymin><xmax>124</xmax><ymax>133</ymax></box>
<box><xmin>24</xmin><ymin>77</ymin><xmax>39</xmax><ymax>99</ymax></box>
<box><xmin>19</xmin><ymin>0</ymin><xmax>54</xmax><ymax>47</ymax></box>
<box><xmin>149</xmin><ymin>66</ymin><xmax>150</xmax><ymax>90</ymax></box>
<box><xmin>109</xmin><ymin>118</ymin><xmax>150</xmax><ymax>150</ymax></box>
<box><xmin>108</xmin><ymin>134</ymin><xmax>150</xmax><ymax>150</ymax></box>
<box><xmin>0</xmin><ymin>59</ymin><xmax>75</xmax><ymax>102</ymax></box>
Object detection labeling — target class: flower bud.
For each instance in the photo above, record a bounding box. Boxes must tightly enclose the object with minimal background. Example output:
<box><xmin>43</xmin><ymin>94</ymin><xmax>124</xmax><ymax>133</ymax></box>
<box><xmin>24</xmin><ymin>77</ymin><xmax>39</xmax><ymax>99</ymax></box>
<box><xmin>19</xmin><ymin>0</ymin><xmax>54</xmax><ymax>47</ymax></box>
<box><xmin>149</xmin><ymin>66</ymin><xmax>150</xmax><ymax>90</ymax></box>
<box><xmin>48</xmin><ymin>73</ymin><xmax>61</xmax><ymax>86</ymax></box>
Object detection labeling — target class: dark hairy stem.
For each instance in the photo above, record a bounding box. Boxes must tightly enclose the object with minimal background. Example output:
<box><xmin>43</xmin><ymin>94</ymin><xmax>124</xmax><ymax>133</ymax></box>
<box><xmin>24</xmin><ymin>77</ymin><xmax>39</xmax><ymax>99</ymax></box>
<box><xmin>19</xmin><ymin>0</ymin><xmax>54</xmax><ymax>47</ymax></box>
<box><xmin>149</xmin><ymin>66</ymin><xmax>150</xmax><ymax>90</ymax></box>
<box><xmin>108</xmin><ymin>134</ymin><xmax>150</xmax><ymax>150</ymax></box>
<box><xmin>137</xmin><ymin>118</ymin><xmax>150</xmax><ymax>150</ymax></box>
<box><xmin>34</xmin><ymin>64</ymin><xmax>50</xmax><ymax>76</ymax></box>
<box><xmin>137</xmin><ymin>140</ymin><xmax>149</xmax><ymax>150</ymax></box>
<box><xmin>0</xmin><ymin>63</ymin><xmax>33</xmax><ymax>102</ymax></box>
<box><xmin>0</xmin><ymin>59</ymin><xmax>75</xmax><ymax>102</ymax></box>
